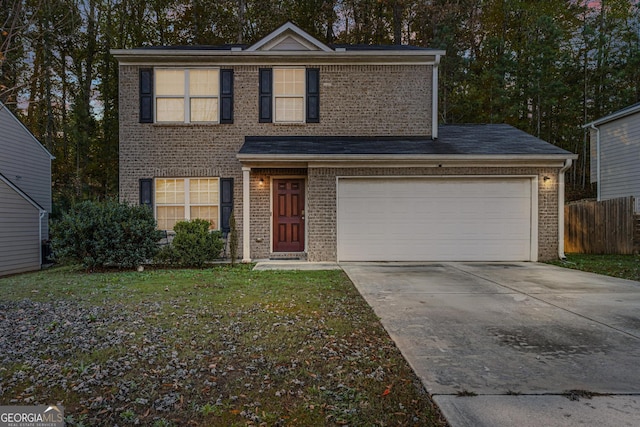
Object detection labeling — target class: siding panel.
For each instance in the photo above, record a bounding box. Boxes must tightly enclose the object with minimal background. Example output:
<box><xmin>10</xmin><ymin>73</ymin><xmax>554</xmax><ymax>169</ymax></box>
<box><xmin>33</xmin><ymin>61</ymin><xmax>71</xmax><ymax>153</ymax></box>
<box><xmin>0</xmin><ymin>106</ymin><xmax>52</xmax><ymax>238</ymax></box>
<box><xmin>0</xmin><ymin>181</ymin><xmax>40</xmax><ymax>276</ymax></box>
<box><xmin>597</xmin><ymin>113</ymin><xmax>640</xmax><ymax>200</ymax></box>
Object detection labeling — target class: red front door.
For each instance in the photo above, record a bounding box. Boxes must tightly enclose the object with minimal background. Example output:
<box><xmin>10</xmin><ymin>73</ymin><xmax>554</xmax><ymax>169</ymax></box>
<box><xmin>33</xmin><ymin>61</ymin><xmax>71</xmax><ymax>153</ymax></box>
<box><xmin>273</xmin><ymin>179</ymin><xmax>305</xmax><ymax>252</ymax></box>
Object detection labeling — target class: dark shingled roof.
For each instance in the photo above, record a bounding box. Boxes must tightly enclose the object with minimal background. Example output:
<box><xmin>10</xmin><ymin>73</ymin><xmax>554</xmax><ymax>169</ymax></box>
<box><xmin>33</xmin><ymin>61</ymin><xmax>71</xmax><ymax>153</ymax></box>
<box><xmin>131</xmin><ymin>43</ymin><xmax>436</xmax><ymax>52</ymax></box>
<box><xmin>132</xmin><ymin>44</ymin><xmax>248</xmax><ymax>50</ymax></box>
<box><xmin>329</xmin><ymin>44</ymin><xmax>439</xmax><ymax>51</ymax></box>
<box><xmin>238</xmin><ymin>124</ymin><xmax>574</xmax><ymax>156</ymax></box>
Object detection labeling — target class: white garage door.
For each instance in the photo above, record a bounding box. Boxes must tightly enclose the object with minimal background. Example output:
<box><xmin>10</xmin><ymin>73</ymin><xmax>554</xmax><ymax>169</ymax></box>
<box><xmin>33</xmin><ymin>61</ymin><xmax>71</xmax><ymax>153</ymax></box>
<box><xmin>337</xmin><ymin>177</ymin><xmax>536</xmax><ymax>262</ymax></box>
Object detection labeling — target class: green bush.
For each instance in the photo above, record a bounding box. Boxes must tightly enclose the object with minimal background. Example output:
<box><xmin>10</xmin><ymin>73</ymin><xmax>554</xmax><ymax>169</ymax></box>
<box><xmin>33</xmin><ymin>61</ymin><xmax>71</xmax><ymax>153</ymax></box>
<box><xmin>156</xmin><ymin>219</ymin><xmax>224</xmax><ymax>267</ymax></box>
<box><xmin>51</xmin><ymin>199</ymin><xmax>163</xmax><ymax>269</ymax></box>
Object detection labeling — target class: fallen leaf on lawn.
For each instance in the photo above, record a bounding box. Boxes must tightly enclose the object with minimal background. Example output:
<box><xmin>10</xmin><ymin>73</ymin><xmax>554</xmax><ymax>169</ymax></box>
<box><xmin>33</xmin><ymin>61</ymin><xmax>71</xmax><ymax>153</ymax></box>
<box><xmin>381</xmin><ymin>386</ymin><xmax>392</xmax><ymax>397</ymax></box>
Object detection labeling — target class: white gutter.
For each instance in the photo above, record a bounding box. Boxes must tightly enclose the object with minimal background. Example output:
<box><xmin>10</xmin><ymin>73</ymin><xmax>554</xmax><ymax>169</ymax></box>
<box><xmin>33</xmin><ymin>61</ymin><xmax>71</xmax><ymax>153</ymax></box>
<box><xmin>589</xmin><ymin>124</ymin><xmax>601</xmax><ymax>201</ymax></box>
<box><xmin>110</xmin><ymin>49</ymin><xmax>447</xmax><ymax>59</ymax></box>
<box><xmin>237</xmin><ymin>153</ymin><xmax>576</xmax><ymax>163</ymax></box>
<box><xmin>432</xmin><ymin>54</ymin><xmax>441</xmax><ymax>139</ymax></box>
<box><xmin>583</xmin><ymin>102</ymin><xmax>640</xmax><ymax>128</ymax></box>
<box><xmin>557</xmin><ymin>158</ymin><xmax>573</xmax><ymax>260</ymax></box>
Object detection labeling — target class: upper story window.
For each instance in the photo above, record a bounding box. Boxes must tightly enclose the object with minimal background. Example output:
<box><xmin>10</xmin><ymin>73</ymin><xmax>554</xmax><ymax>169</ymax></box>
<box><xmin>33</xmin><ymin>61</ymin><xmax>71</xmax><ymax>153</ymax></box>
<box><xmin>259</xmin><ymin>67</ymin><xmax>319</xmax><ymax>124</ymax></box>
<box><xmin>273</xmin><ymin>68</ymin><xmax>305</xmax><ymax>123</ymax></box>
<box><xmin>139</xmin><ymin>68</ymin><xmax>233</xmax><ymax>124</ymax></box>
<box><xmin>156</xmin><ymin>69</ymin><xmax>219</xmax><ymax>123</ymax></box>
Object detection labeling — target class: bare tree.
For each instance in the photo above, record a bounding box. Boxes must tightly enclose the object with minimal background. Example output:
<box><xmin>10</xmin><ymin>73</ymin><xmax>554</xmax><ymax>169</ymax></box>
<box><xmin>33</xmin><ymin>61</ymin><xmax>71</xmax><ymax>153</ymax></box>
<box><xmin>0</xmin><ymin>0</ymin><xmax>29</xmax><ymax>107</ymax></box>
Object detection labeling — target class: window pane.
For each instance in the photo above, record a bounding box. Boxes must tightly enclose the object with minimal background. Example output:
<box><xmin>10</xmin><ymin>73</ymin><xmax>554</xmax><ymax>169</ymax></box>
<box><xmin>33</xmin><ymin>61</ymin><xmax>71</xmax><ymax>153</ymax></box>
<box><xmin>156</xmin><ymin>179</ymin><xmax>185</xmax><ymax>204</ymax></box>
<box><xmin>157</xmin><ymin>98</ymin><xmax>184</xmax><ymax>122</ymax></box>
<box><xmin>156</xmin><ymin>69</ymin><xmax>185</xmax><ymax>96</ymax></box>
<box><xmin>190</xmin><ymin>178</ymin><xmax>219</xmax><ymax>204</ymax></box>
<box><xmin>190</xmin><ymin>98</ymin><xmax>218</xmax><ymax>122</ymax></box>
<box><xmin>190</xmin><ymin>206</ymin><xmax>219</xmax><ymax>229</ymax></box>
<box><xmin>190</xmin><ymin>69</ymin><xmax>219</xmax><ymax>96</ymax></box>
<box><xmin>157</xmin><ymin>206</ymin><xmax>185</xmax><ymax>230</ymax></box>
<box><xmin>275</xmin><ymin>97</ymin><xmax>304</xmax><ymax>122</ymax></box>
<box><xmin>274</xmin><ymin>68</ymin><xmax>304</xmax><ymax>95</ymax></box>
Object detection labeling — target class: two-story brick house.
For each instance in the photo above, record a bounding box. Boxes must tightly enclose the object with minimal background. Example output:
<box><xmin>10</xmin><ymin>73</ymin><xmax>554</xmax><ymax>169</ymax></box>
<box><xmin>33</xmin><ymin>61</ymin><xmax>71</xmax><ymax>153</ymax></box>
<box><xmin>112</xmin><ymin>22</ymin><xmax>576</xmax><ymax>263</ymax></box>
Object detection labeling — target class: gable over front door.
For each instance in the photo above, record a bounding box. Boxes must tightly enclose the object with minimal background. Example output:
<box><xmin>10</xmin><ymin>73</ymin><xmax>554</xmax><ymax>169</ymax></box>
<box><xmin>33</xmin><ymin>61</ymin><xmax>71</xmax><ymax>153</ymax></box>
<box><xmin>273</xmin><ymin>178</ymin><xmax>305</xmax><ymax>252</ymax></box>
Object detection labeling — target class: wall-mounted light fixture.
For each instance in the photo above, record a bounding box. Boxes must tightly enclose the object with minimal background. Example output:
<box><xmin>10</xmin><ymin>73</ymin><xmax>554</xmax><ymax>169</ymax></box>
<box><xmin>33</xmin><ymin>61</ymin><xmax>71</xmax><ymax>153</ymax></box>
<box><xmin>543</xmin><ymin>176</ymin><xmax>551</xmax><ymax>182</ymax></box>
<box><xmin>259</xmin><ymin>178</ymin><xmax>265</xmax><ymax>186</ymax></box>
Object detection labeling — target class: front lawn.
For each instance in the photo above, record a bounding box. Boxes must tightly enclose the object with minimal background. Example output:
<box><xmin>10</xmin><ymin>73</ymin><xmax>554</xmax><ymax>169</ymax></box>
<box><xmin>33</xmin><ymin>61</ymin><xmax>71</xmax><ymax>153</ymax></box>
<box><xmin>549</xmin><ymin>254</ymin><xmax>640</xmax><ymax>281</ymax></box>
<box><xmin>0</xmin><ymin>265</ymin><xmax>447</xmax><ymax>426</ymax></box>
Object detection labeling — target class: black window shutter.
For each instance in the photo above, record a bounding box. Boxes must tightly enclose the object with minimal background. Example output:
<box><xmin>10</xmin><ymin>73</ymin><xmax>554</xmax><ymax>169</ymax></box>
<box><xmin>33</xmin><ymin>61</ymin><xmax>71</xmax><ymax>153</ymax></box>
<box><xmin>139</xmin><ymin>178</ymin><xmax>153</xmax><ymax>209</ymax></box>
<box><xmin>220</xmin><ymin>69</ymin><xmax>234</xmax><ymax>124</ymax></box>
<box><xmin>259</xmin><ymin>68</ymin><xmax>272</xmax><ymax>123</ymax></box>
<box><xmin>306</xmin><ymin>68</ymin><xmax>320</xmax><ymax>123</ymax></box>
<box><xmin>220</xmin><ymin>178</ymin><xmax>234</xmax><ymax>234</ymax></box>
<box><xmin>139</xmin><ymin>69</ymin><xmax>153</xmax><ymax>123</ymax></box>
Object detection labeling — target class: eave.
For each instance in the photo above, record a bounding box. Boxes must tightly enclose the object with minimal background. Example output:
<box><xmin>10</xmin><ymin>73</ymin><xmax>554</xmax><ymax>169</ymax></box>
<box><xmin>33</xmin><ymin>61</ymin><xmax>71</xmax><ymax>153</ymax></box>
<box><xmin>236</xmin><ymin>153</ymin><xmax>578</xmax><ymax>169</ymax></box>
<box><xmin>583</xmin><ymin>102</ymin><xmax>640</xmax><ymax>128</ymax></box>
<box><xmin>110</xmin><ymin>49</ymin><xmax>446</xmax><ymax>66</ymax></box>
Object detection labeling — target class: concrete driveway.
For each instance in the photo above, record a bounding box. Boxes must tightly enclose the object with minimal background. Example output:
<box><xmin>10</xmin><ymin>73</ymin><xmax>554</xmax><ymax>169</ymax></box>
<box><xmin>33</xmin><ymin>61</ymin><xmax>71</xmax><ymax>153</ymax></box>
<box><xmin>341</xmin><ymin>262</ymin><xmax>640</xmax><ymax>427</ymax></box>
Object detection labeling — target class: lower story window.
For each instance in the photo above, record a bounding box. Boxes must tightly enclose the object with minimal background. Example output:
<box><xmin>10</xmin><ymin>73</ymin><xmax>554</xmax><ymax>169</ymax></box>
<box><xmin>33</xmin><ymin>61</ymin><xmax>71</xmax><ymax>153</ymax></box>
<box><xmin>155</xmin><ymin>177</ymin><xmax>220</xmax><ymax>230</ymax></box>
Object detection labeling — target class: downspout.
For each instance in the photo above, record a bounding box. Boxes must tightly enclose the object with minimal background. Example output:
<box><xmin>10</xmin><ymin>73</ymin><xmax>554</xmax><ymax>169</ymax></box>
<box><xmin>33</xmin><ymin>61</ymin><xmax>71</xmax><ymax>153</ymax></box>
<box><xmin>558</xmin><ymin>159</ymin><xmax>572</xmax><ymax>260</ymax></box>
<box><xmin>432</xmin><ymin>54</ymin><xmax>441</xmax><ymax>140</ymax></box>
<box><xmin>590</xmin><ymin>123</ymin><xmax>601</xmax><ymax>201</ymax></box>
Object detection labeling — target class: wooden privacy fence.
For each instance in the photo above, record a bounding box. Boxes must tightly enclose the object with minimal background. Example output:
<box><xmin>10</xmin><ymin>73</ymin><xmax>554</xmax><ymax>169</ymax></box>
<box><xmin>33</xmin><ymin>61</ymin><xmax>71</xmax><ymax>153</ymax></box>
<box><xmin>565</xmin><ymin>196</ymin><xmax>638</xmax><ymax>254</ymax></box>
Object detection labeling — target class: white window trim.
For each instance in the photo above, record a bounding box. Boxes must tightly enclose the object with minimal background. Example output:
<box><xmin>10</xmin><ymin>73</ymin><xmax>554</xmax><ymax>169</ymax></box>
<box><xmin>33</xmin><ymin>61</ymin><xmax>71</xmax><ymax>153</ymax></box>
<box><xmin>273</xmin><ymin>67</ymin><xmax>306</xmax><ymax>124</ymax></box>
<box><xmin>155</xmin><ymin>68</ymin><xmax>220</xmax><ymax>124</ymax></box>
<box><xmin>155</xmin><ymin>177</ymin><xmax>221</xmax><ymax>231</ymax></box>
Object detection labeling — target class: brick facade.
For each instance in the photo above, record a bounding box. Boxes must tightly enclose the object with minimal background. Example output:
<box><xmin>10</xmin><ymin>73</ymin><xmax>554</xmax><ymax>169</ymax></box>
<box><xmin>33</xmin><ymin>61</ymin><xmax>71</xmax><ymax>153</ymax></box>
<box><xmin>117</xmin><ymin>45</ymin><xmax>566</xmax><ymax>262</ymax></box>
<box><xmin>305</xmin><ymin>167</ymin><xmax>560</xmax><ymax>262</ymax></box>
<box><xmin>243</xmin><ymin>166</ymin><xmax>560</xmax><ymax>262</ymax></box>
<box><xmin>119</xmin><ymin>63</ymin><xmax>432</xmax><ymax>258</ymax></box>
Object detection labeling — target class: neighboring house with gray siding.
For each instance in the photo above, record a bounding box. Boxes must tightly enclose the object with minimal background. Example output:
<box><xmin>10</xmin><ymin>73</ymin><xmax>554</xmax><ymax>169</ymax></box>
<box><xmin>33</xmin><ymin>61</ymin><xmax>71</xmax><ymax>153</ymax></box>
<box><xmin>0</xmin><ymin>102</ymin><xmax>54</xmax><ymax>276</ymax></box>
<box><xmin>112</xmin><ymin>22</ymin><xmax>576</xmax><ymax>263</ymax></box>
<box><xmin>585</xmin><ymin>102</ymin><xmax>640</xmax><ymax>210</ymax></box>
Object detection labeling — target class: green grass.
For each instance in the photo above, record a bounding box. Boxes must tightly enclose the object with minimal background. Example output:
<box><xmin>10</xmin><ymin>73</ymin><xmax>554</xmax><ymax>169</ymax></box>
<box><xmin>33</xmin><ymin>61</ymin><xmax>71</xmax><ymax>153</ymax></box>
<box><xmin>549</xmin><ymin>254</ymin><xmax>640</xmax><ymax>281</ymax></box>
<box><xmin>0</xmin><ymin>265</ymin><xmax>447</xmax><ymax>426</ymax></box>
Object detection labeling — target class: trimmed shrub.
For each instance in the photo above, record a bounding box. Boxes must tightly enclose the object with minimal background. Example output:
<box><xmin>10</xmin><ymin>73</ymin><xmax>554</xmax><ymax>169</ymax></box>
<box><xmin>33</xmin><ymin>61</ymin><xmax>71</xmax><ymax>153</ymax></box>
<box><xmin>156</xmin><ymin>219</ymin><xmax>224</xmax><ymax>267</ymax></box>
<box><xmin>51</xmin><ymin>200</ymin><xmax>162</xmax><ymax>269</ymax></box>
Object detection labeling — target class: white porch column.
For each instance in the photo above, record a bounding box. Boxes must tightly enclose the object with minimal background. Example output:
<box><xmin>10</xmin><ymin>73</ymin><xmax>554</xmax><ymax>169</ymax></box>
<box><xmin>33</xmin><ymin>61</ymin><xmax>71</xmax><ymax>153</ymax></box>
<box><xmin>242</xmin><ymin>167</ymin><xmax>251</xmax><ymax>262</ymax></box>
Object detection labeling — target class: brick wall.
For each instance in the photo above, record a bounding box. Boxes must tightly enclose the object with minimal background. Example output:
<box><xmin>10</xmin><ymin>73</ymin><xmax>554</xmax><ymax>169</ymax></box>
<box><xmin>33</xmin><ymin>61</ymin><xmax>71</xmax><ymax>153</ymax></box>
<box><xmin>119</xmin><ymin>64</ymin><xmax>433</xmax><ymax>257</ymax></box>
<box><xmin>120</xmin><ymin>62</ymin><xmax>562</xmax><ymax>262</ymax></box>
<box><xmin>306</xmin><ymin>167</ymin><xmax>560</xmax><ymax>262</ymax></box>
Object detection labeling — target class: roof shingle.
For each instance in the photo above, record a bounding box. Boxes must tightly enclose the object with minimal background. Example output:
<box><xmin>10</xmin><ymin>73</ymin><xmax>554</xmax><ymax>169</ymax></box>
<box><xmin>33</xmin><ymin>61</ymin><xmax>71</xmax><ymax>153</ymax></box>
<box><xmin>238</xmin><ymin>124</ymin><xmax>574</xmax><ymax>156</ymax></box>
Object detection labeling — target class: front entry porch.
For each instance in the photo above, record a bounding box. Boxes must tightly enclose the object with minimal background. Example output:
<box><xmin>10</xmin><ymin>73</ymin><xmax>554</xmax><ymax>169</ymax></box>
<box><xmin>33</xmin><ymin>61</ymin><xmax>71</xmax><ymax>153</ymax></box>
<box><xmin>241</xmin><ymin>167</ymin><xmax>308</xmax><ymax>262</ymax></box>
